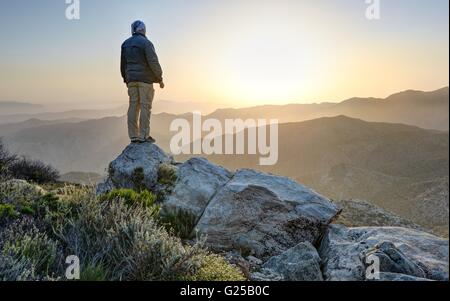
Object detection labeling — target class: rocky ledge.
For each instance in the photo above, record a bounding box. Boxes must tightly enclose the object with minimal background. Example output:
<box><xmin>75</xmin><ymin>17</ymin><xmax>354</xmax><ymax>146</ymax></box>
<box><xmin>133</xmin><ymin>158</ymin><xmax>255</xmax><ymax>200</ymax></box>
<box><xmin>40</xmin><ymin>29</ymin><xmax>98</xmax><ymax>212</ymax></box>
<box><xmin>97</xmin><ymin>143</ymin><xmax>449</xmax><ymax>281</ymax></box>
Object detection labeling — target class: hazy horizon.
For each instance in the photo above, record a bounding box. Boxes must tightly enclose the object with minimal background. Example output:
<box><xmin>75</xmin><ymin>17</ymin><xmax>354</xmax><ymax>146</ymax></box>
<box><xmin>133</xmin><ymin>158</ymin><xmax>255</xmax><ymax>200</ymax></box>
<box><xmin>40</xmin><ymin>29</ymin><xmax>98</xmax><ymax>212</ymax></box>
<box><xmin>1</xmin><ymin>86</ymin><xmax>449</xmax><ymax>114</ymax></box>
<box><xmin>0</xmin><ymin>0</ymin><xmax>448</xmax><ymax>108</ymax></box>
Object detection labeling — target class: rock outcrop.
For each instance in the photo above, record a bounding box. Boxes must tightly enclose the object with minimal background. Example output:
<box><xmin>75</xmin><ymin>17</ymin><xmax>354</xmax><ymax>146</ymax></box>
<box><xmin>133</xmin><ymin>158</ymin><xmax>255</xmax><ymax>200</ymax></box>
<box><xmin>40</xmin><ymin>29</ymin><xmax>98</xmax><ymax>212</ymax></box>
<box><xmin>97</xmin><ymin>143</ymin><xmax>449</xmax><ymax>281</ymax></box>
<box><xmin>365</xmin><ymin>241</ymin><xmax>426</xmax><ymax>279</ymax></box>
<box><xmin>98</xmin><ymin>143</ymin><xmax>341</xmax><ymax>258</ymax></box>
<box><xmin>260</xmin><ymin>242</ymin><xmax>323</xmax><ymax>281</ymax></box>
<box><xmin>97</xmin><ymin>143</ymin><xmax>173</xmax><ymax>194</ymax></box>
<box><xmin>319</xmin><ymin>225</ymin><xmax>449</xmax><ymax>281</ymax></box>
<box><xmin>162</xmin><ymin>157</ymin><xmax>232</xmax><ymax>221</ymax></box>
<box><xmin>195</xmin><ymin>168</ymin><xmax>340</xmax><ymax>258</ymax></box>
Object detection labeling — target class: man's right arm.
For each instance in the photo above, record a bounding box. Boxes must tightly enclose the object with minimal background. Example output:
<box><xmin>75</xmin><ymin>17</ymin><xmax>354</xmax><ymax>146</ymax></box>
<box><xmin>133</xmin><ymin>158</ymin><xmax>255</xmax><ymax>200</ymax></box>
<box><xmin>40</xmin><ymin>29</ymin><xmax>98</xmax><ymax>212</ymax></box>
<box><xmin>144</xmin><ymin>41</ymin><xmax>163</xmax><ymax>83</ymax></box>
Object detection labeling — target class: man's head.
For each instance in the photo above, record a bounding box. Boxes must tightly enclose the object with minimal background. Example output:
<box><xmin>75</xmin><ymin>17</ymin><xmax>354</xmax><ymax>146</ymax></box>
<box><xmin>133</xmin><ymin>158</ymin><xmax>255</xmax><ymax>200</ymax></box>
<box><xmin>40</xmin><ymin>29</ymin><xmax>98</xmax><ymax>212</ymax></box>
<box><xmin>131</xmin><ymin>20</ymin><xmax>146</xmax><ymax>36</ymax></box>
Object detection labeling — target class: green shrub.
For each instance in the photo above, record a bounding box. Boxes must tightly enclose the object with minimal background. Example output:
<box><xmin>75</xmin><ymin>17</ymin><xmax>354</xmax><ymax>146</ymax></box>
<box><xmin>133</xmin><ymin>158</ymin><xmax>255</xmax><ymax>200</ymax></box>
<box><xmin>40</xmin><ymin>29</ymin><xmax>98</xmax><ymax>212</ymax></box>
<box><xmin>0</xmin><ymin>180</ymin><xmax>45</xmax><ymax>206</ymax></box>
<box><xmin>161</xmin><ymin>210</ymin><xmax>198</xmax><ymax>239</ymax></box>
<box><xmin>158</xmin><ymin>164</ymin><xmax>178</xmax><ymax>186</ymax></box>
<box><xmin>80</xmin><ymin>262</ymin><xmax>108</xmax><ymax>281</ymax></box>
<box><xmin>35</xmin><ymin>194</ymin><xmax>60</xmax><ymax>213</ymax></box>
<box><xmin>55</xmin><ymin>194</ymin><xmax>244</xmax><ymax>281</ymax></box>
<box><xmin>0</xmin><ymin>139</ymin><xmax>16</xmax><ymax>179</ymax></box>
<box><xmin>100</xmin><ymin>189</ymin><xmax>160</xmax><ymax>218</ymax></box>
<box><xmin>0</xmin><ymin>183</ymin><xmax>246</xmax><ymax>282</ymax></box>
<box><xmin>187</xmin><ymin>254</ymin><xmax>246</xmax><ymax>281</ymax></box>
<box><xmin>0</xmin><ymin>181</ymin><xmax>71</xmax><ymax>230</ymax></box>
<box><xmin>0</xmin><ymin>255</ymin><xmax>35</xmax><ymax>281</ymax></box>
<box><xmin>1</xmin><ymin>224</ymin><xmax>60</xmax><ymax>276</ymax></box>
<box><xmin>156</xmin><ymin>164</ymin><xmax>178</xmax><ymax>202</ymax></box>
<box><xmin>0</xmin><ymin>204</ymin><xmax>19</xmax><ymax>220</ymax></box>
<box><xmin>20</xmin><ymin>206</ymin><xmax>35</xmax><ymax>216</ymax></box>
<box><xmin>31</xmin><ymin>193</ymin><xmax>73</xmax><ymax>231</ymax></box>
<box><xmin>8</xmin><ymin>157</ymin><xmax>60</xmax><ymax>184</ymax></box>
<box><xmin>131</xmin><ymin>167</ymin><xmax>146</xmax><ymax>192</ymax></box>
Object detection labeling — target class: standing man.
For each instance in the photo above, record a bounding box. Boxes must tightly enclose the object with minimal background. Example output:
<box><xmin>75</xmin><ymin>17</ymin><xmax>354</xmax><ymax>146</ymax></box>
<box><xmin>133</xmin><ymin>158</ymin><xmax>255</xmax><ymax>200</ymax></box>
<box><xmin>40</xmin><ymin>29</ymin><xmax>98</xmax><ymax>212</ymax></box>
<box><xmin>121</xmin><ymin>20</ymin><xmax>164</xmax><ymax>144</ymax></box>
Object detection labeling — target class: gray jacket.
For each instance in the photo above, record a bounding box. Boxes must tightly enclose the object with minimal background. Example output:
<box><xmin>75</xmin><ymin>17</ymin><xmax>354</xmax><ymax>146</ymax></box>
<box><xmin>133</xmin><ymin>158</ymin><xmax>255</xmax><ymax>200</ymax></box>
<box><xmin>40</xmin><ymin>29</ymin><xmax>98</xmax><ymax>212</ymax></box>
<box><xmin>121</xmin><ymin>33</ymin><xmax>163</xmax><ymax>84</ymax></box>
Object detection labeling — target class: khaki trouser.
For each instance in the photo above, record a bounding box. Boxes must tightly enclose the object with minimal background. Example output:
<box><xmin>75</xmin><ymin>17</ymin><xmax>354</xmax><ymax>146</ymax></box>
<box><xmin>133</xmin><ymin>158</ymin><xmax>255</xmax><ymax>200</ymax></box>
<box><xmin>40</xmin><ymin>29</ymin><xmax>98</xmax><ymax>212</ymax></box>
<box><xmin>127</xmin><ymin>82</ymin><xmax>155</xmax><ymax>140</ymax></box>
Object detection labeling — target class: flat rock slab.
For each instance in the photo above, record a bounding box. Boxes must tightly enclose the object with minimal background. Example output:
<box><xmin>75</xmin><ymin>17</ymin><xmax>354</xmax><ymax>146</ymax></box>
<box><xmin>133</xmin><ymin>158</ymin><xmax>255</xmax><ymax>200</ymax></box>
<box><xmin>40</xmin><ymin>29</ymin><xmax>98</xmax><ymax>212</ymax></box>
<box><xmin>319</xmin><ymin>225</ymin><xmax>449</xmax><ymax>281</ymax></box>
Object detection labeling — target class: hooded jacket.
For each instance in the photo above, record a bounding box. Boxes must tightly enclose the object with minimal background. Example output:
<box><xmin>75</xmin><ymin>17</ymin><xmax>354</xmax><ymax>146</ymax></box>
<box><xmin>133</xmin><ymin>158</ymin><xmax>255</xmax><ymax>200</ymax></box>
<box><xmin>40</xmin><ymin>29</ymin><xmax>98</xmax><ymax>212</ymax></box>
<box><xmin>121</xmin><ymin>33</ymin><xmax>163</xmax><ymax>84</ymax></box>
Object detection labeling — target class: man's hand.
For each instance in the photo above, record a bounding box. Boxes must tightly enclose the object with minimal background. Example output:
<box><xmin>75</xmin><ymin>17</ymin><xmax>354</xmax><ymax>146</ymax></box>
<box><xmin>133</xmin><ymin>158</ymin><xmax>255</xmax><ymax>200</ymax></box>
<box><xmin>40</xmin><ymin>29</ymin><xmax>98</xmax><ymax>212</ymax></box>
<box><xmin>159</xmin><ymin>81</ymin><xmax>165</xmax><ymax>89</ymax></box>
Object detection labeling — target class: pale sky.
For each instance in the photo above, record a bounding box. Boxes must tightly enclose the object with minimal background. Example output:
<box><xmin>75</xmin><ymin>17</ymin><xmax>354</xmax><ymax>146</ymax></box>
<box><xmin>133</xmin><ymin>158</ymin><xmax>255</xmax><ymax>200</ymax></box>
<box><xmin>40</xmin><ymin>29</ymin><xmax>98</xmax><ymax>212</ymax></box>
<box><xmin>0</xmin><ymin>0</ymin><xmax>448</xmax><ymax>108</ymax></box>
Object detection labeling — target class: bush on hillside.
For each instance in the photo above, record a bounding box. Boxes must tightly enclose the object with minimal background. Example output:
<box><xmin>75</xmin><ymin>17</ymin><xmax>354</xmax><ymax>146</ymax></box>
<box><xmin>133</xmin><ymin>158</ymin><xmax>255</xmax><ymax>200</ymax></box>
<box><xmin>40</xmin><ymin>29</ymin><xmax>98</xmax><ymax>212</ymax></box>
<box><xmin>57</xmin><ymin>192</ymin><xmax>244</xmax><ymax>281</ymax></box>
<box><xmin>0</xmin><ymin>204</ymin><xmax>19</xmax><ymax>221</ymax></box>
<box><xmin>100</xmin><ymin>188</ymin><xmax>160</xmax><ymax>218</ymax></box>
<box><xmin>0</xmin><ymin>140</ymin><xmax>16</xmax><ymax>178</ymax></box>
<box><xmin>0</xmin><ymin>219</ymin><xmax>63</xmax><ymax>281</ymax></box>
<box><xmin>1</xmin><ymin>140</ymin><xmax>59</xmax><ymax>184</ymax></box>
<box><xmin>0</xmin><ymin>184</ymin><xmax>245</xmax><ymax>281</ymax></box>
<box><xmin>156</xmin><ymin>164</ymin><xmax>178</xmax><ymax>202</ymax></box>
<box><xmin>2</xmin><ymin>225</ymin><xmax>60</xmax><ymax>275</ymax></box>
<box><xmin>184</xmin><ymin>253</ymin><xmax>247</xmax><ymax>281</ymax></box>
<box><xmin>157</xmin><ymin>164</ymin><xmax>178</xmax><ymax>186</ymax></box>
<box><xmin>161</xmin><ymin>209</ymin><xmax>198</xmax><ymax>239</ymax></box>
<box><xmin>8</xmin><ymin>157</ymin><xmax>60</xmax><ymax>184</ymax></box>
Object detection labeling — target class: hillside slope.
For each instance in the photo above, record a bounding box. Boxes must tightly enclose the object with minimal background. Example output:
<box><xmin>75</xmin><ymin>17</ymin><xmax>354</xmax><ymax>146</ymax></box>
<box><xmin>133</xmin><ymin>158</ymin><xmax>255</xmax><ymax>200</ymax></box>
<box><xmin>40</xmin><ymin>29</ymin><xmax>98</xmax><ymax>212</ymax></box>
<box><xmin>193</xmin><ymin>116</ymin><xmax>449</xmax><ymax>234</ymax></box>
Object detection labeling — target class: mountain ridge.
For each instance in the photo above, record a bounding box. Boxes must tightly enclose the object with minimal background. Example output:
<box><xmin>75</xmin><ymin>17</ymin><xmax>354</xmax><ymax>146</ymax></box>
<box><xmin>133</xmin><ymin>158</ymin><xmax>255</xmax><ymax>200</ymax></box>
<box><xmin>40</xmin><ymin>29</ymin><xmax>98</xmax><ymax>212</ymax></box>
<box><xmin>207</xmin><ymin>87</ymin><xmax>449</xmax><ymax>131</ymax></box>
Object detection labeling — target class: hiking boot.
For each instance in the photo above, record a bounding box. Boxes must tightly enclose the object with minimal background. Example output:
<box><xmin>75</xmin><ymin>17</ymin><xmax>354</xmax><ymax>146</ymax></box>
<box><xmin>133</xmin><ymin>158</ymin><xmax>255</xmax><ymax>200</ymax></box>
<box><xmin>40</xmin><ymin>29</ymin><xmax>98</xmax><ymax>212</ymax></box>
<box><xmin>144</xmin><ymin>136</ymin><xmax>156</xmax><ymax>144</ymax></box>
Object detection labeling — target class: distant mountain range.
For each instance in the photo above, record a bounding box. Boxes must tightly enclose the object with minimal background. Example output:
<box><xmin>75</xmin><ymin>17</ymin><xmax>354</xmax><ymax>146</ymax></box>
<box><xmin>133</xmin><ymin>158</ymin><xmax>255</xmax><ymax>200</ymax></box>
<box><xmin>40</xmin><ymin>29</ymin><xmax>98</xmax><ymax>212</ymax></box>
<box><xmin>0</xmin><ymin>100</ymin><xmax>226</xmax><ymax>124</ymax></box>
<box><xmin>207</xmin><ymin>87</ymin><xmax>449</xmax><ymax>131</ymax></box>
<box><xmin>0</xmin><ymin>101</ymin><xmax>45</xmax><ymax>115</ymax></box>
<box><xmin>60</xmin><ymin>171</ymin><xmax>104</xmax><ymax>185</ymax></box>
<box><xmin>0</xmin><ymin>87</ymin><xmax>448</xmax><ymax>235</ymax></box>
<box><xmin>1</xmin><ymin>87</ymin><xmax>448</xmax><ymax>129</ymax></box>
<box><xmin>0</xmin><ymin>106</ymin><xmax>126</xmax><ymax>125</ymax></box>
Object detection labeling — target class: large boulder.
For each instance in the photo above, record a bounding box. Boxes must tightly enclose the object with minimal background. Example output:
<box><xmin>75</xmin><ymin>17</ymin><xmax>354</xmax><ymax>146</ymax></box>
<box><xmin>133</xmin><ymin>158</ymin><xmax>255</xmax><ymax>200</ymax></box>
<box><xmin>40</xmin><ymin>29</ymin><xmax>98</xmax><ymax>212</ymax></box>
<box><xmin>365</xmin><ymin>241</ymin><xmax>426</xmax><ymax>279</ymax></box>
<box><xmin>250</xmin><ymin>269</ymin><xmax>284</xmax><ymax>281</ymax></box>
<box><xmin>261</xmin><ymin>242</ymin><xmax>323</xmax><ymax>281</ymax></box>
<box><xmin>195</xmin><ymin>169</ymin><xmax>341</xmax><ymax>258</ymax></box>
<box><xmin>162</xmin><ymin>158</ymin><xmax>233</xmax><ymax>221</ymax></box>
<box><xmin>97</xmin><ymin>143</ymin><xmax>173</xmax><ymax>194</ymax></box>
<box><xmin>319</xmin><ymin>225</ymin><xmax>449</xmax><ymax>281</ymax></box>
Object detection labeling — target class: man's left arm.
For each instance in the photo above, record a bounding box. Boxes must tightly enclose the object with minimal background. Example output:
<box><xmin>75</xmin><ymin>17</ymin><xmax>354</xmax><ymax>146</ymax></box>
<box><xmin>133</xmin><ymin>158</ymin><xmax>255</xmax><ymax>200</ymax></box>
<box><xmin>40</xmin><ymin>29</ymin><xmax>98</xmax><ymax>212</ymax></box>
<box><xmin>120</xmin><ymin>46</ymin><xmax>128</xmax><ymax>84</ymax></box>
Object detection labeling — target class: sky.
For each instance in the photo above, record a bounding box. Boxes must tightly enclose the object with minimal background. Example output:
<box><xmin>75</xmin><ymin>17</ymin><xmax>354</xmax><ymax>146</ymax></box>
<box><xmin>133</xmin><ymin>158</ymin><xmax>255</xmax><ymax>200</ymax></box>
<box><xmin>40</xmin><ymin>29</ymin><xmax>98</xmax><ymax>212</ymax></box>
<box><xmin>0</xmin><ymin>0</ymin><xmax>448</xmax><ymax>108</ymax></box>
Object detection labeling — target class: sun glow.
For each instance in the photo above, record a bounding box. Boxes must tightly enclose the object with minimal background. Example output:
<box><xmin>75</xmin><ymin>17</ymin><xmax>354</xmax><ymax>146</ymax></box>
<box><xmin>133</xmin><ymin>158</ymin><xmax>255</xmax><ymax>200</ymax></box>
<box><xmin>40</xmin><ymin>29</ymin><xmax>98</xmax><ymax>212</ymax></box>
<box><xmin>218</xmin><ymin>29</ymin><xmax>321</xmax><ymax>106</ymax></box>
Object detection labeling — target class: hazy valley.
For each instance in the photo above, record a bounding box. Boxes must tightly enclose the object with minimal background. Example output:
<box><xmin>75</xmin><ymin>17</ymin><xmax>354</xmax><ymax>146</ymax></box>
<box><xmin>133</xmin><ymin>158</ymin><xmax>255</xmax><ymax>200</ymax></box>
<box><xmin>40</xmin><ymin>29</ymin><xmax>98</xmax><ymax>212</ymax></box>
<box><xmin>1</xmin><ymin>87</ymin><xmax>449</xmax><ymax>236</ymax></box>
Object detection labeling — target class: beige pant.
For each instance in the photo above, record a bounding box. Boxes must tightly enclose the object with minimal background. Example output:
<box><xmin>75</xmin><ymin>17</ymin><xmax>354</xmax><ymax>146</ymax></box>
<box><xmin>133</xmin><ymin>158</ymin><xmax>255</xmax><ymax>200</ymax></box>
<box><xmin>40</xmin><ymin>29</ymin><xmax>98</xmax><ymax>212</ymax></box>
<box><xmin>127</xmin><ymin>82</ymin><xmax>155</xmax><ymax>140</ymax></box>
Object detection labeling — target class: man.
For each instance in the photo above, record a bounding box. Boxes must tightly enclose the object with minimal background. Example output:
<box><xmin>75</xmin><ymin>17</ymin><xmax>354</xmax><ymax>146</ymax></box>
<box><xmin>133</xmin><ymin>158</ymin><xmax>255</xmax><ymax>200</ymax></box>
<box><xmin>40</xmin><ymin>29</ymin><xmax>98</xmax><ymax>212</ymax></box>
<box><xmin>121</xmin><ymin>20</ymin><xmax>164</xmax><ymax>144</ymax></box>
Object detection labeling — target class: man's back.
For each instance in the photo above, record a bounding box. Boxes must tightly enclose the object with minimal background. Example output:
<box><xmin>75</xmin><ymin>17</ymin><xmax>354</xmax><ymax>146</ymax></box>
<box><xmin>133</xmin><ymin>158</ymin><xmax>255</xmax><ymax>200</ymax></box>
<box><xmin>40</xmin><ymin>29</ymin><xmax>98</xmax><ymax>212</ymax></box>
<box><xmin>121</xmin><ymin>33</ymin><xmax>163</xmax><ymax>85</ymax></box>
<box><xmin>122</xmin><ymin>20</ymin><xmax>164</xmax><ymax>144</ymax></box>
